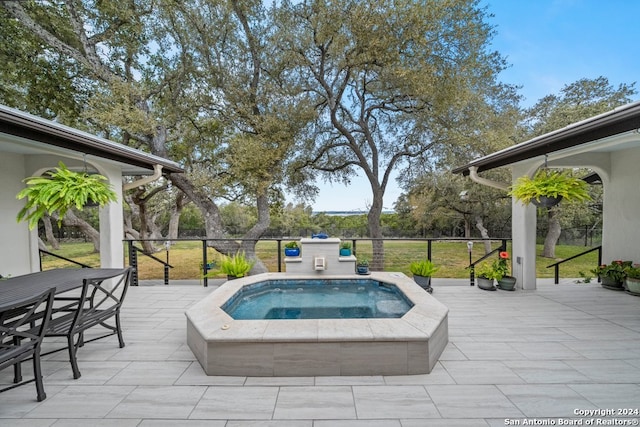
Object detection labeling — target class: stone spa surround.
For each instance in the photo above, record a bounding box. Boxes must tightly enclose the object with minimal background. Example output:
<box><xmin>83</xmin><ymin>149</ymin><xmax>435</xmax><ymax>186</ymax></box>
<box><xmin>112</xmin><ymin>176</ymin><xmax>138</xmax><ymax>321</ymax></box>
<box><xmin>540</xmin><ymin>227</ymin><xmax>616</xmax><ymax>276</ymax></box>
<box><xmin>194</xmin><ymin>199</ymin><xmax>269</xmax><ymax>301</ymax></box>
<box><xmin>185</xmin><ymin>272</ymin><xmax>449</xmax><ymax>376</ymax></box>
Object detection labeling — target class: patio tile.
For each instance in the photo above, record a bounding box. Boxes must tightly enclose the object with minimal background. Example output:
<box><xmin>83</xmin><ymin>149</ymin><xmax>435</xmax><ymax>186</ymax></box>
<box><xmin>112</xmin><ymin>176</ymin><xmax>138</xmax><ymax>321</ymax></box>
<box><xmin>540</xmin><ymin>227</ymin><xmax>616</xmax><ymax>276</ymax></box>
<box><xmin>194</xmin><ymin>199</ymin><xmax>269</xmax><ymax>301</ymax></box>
<box><xmin>452</xmin><ymin>342</ymin><xmax>523</xmax><ymax>360</ymax></box>
<box><xmin>502</xmin><ymin>360</ymin><xmax>591</xmax><ymax>384</ymax></box>
<box><xmin>108</xmin><ymin>342</ymin><xmax>183</xmax><ymax>361</ymax></box>
<box><xmin>174</xmin><ymin>362</ymin><xmax>247</xmax><ymax>386</ymax></box>
<box><xmin>383</xmin><ymin>365</ymin><xmax>456</xmax><ymax>385</ymax></box>
<box><xmin>440</xmin><ymin>361</ymin><xmax>524</xmax><ymax>384</ymax></box>
<box><xmin>401</xmin><ymin>420</ymin><xmax>491</xmax><ymax>426</ymax></box>
<box><xmin>45</xmin><ymin>361</ymin><xmax>130</xmax><ymax>385</ymax></box>
<box><xmin>190</xmin><ymin>386</ymin><xmax>279</xmax><ymax>419</ymax></box>
<box><xmin>226</xmin><ymin>422</ymin><xmax>311</xmax><ymax>427</ymax></box>
<box><xmin>2</xmin><ymin>281</ymin><xmax>639</xmax><ymax>425</ymax></box>
<box><xmin>352</xmin><ymin>385</ymin><xmax>439</xmax><ymax>419</ymax></box>
<box><xmin>315</xmin><ymin>375</ymin><xmax>385</xmax><ymax>386</ymax></box>
<box><xmin>105</xmin><ymin>361</ymin><xmax>190</xmax><ymax>386</ymax></box>
<box><xmin>106</xmin><ymin>386</ymin><xmax>206</xmax><ymax>419</ymax></box>
<box><xmin>138</xmin><ymin>421</ymin><xmax>225</xmax><ymax>427</ymax></box>
<box><xmin>244</xmin><ymin>376</ymin><xmax>315</xmax><ymax>386</ymax></box>
<box><xmin>564</xmin><ymin>360</ymin><xmax>640</xmax><ymax>383</ymax></box>
<box><xmin>25</xmin><ymin>385</ymin><xmax>135</xmax><ymax>418</ymax></box>
<box><xmin>569</xmin><ymin>383</ymin><xmax>640</xmax><ymax>408</ymax></box>
<box><xmin>425</xmin><ymin>385</ymin><xmax>523</xmax><ymax>418</ymax></box>
<box><xmin>53</xmin><ymin>420</ymin><xmax>141</xmax><ymax>426</ymax></box>
<box><xmin>0</xmin><ymin>385</ymin><xmax>64</xmax><ymax>418</ymax></box>
<box><xmin>508</xmin><ymin>342</ymin><xmax>584</xmax><ymax>360</ymax></box>
<box><xmin>497</xmin><ymin>384</ymin><xmax>598</xmax><ymax>417</ymax></box>
<box><xmin>439</xmin><ymin>343</ymin><xmax>469</xmax><ymax>360</ymax></box>
<box><xmin>315</xmin><ymin>421</ymin><xmax>400</xmax><ymax>427</ymax></box>
<box><xmin>272</xmin><ymin>386</ymin><xmax>356</xmax><ymax>420</ymax></box>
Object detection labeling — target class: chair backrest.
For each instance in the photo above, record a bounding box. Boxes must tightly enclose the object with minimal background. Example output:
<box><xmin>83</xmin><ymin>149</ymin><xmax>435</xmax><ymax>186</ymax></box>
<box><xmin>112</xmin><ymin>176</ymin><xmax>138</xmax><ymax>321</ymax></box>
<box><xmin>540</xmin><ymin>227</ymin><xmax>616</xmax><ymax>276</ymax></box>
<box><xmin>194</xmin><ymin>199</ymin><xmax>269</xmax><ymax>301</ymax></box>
<box><xmin>69</xmin><ymin>268</ymin><xmax>133</xmax><ymax>331</ymax></box>
<box><xmin>0</xmin><ymin>288</ymin><xmax>55</xmax><ymax>369</ymax></box>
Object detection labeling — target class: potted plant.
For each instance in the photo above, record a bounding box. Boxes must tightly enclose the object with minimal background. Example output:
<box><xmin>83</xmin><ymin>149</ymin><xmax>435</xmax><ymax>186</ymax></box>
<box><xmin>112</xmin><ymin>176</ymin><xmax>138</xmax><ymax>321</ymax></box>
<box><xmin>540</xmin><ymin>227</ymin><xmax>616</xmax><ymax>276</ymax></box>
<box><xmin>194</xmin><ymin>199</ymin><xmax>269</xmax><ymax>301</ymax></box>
<box><xmin>509</xmin><ymin>169</ymin><xmax>591</xmax><ymax>207</ymax></box>
<box><xmin>284</xmin><ymin>241</ymin><xmax>300</xmax><ymax>257</ymax></box>
<box><xmin>16</xmin><ymin>161</ymin><xmax>117</xmax><ymax>229</ymax></box>
<box><xmin>219</xmin><ymin>251</ymin><xmax>254</xmax><ymax>280</ymax></box>
<box><xmin>356</xmin><ymin>257</ymin><xmax>369</xmax><ymax>275</ymax></box>
<box><xmin>495</xmin><ymin>251</ymin><xmax>517</xmax><ymax>291</ymax></box>
<box><xmin>623</xmin><ymin>264</ymin><xmax>640</xmax><ymax>296</ymax></box>
<box><xmin>475</xmin><ymin>262</ymin><xmax>498</xmax><ymax>291</ymax></box>
<box><xmin>409</xmin><ymin>259</ymin><xmax>439</xmax><ymax>293</ymax></box>
<box><xmin>339</xmin><ymin>241</ymin><xmax>352</xmax><ymax>256</ymax></box>
<box><xmin>591</xmin><ymin>260</ymin><xmax>632</xmax><ymax>290</ymax></box>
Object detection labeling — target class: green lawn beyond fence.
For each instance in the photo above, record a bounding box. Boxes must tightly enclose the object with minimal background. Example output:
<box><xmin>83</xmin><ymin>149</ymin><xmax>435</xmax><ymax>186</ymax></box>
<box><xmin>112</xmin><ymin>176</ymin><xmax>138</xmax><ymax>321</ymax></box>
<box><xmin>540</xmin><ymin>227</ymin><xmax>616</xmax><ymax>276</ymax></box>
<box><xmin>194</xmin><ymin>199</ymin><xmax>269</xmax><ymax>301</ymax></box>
<box><xmin>40</xmin><ymin>240</ymin><xmax>600</xmax><ymax>282</ymax></box>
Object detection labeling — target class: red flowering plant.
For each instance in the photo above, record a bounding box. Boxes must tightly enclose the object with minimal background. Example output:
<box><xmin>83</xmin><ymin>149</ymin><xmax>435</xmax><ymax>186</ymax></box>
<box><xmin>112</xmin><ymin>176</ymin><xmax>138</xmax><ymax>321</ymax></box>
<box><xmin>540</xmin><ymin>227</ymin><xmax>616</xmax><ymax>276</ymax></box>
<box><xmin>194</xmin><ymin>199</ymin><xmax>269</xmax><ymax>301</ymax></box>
<box><xmin>477</xmin><ymin>251</ymin><xmax>510</xmax><ymax>281</ymax></box>
<box><xmin>591</xmin><ymin>260</ymin><xmax>633</xmax><ymax>283</ymax></box>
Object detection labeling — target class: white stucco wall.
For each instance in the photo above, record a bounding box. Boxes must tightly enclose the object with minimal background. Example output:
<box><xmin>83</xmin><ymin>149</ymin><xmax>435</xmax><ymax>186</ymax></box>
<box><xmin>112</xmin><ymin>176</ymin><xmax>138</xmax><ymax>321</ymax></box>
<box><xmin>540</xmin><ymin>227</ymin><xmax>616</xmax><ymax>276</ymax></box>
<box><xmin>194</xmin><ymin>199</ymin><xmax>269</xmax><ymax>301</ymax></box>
<box><xmin>1</xmin><ymin>151</ymin><xmax>126</xmax><ymax>275</ymax></box>
<box><xmin>602</xmin><ymin>146</ymin><xmax>640</xmax><ymax>263</ymax></box>
<box><xmin>510</xmin><ymin>162</ymin><xmax>539</xmax><ymax>290</ymax></box>
<box><xmin>0</xmin><ymin>152</ymin><xmax>32</xmax><ymax>276</ymax></box>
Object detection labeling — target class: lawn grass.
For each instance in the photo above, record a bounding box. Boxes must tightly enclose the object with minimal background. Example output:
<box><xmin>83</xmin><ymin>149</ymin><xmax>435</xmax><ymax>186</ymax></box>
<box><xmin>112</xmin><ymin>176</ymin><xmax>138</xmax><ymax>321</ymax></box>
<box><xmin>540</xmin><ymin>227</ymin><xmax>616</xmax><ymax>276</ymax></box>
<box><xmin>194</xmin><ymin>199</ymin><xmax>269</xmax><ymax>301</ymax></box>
<box><xmin>40</xmin><ymin>239</ymin><xmax>600</xmax><ymax>281</ymax></box>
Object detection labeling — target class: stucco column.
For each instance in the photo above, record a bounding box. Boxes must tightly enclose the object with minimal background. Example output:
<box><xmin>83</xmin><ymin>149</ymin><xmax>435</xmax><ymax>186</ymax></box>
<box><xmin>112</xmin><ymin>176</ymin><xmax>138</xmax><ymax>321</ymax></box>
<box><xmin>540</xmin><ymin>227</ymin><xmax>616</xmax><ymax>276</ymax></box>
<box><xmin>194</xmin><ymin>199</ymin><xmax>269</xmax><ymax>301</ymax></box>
<box><xmin>99</xmin><ymin>165</ymin><xmax>125</xmax><ymax>268</ymax></box>
<box><xmin>511</xmin><ymin>163</ymin><xmax>538</xmax><ymax>290</ymax></box>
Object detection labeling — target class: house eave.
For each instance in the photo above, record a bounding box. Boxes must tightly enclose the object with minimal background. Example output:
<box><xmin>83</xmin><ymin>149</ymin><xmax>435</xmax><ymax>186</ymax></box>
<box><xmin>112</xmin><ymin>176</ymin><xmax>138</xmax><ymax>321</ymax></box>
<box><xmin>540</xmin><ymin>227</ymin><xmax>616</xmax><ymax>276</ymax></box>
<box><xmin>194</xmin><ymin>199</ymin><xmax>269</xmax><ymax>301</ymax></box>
<box><xmin>0</xmin><ymin>105</ymin><xmax>184</xmax><ymax>175</ymax></box>
<box><xmin>452</xmin><ymin>101</ymin><xmax>640</xmax><ymax>176</ymax></box>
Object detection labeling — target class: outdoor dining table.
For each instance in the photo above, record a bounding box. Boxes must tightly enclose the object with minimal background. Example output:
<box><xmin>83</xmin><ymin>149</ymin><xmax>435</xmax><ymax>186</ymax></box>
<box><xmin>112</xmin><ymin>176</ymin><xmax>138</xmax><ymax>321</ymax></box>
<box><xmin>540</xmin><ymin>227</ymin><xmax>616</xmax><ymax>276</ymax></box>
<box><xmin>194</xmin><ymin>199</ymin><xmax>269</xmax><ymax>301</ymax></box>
<box><xmin>0</xmin><ymin>268</ymin><xmax>129</xmax><ymax>309</ymax></box>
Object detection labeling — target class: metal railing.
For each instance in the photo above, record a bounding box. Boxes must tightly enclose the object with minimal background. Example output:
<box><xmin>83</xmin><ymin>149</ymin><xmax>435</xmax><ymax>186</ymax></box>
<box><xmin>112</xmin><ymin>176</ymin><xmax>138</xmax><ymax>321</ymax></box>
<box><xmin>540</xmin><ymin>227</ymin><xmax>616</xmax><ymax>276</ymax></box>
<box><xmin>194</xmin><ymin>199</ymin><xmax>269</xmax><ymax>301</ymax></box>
<box><xmin>467</xmin><ymin>239</ymin><xmax>508</xmax><ymax>287</ymax></box>
<box><xmin>122</xmin><ymin>237</ymin><xmax>511</xmax><ymax>287</ymax></box>
<box><xmin>125</xmin><ymin>241</ymin><xmax>173</xmax><ymax>286</ymax></box>
<box><xmin>39</xmin><ymin>249</ymin><xmax>92</xmax><ymax>270</ymax></box>
<box><xmin>546</xmin><ymin>245</ymin><xmax>602</xmax><ymax>284</ymax></box>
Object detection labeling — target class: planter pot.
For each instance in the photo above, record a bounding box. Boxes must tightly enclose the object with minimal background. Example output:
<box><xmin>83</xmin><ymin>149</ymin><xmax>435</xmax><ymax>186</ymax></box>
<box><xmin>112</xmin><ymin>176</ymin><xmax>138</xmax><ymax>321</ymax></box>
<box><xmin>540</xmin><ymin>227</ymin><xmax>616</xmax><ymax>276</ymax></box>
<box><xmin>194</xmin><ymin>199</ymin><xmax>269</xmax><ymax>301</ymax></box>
<box><xmin>413</xmin><ymin>275</ymin><xmax>433</xmax><ymax>293</ymax></box>
<box><xmin>476</xmin><ymin>276</ymin><xmax>496</xmax><ymax>291</ymax></box>
<box><xmin>532</xmin><ymin>195</ymin><xmax>563</xmax><ymax>208</ymax></box>
<box><xmin>284</xmin><ymin>248</ymin><xmax>300</xmax><ymax>257</ymax></box>
<box><xmin>227</xmin><ymin>275</ymin><xmax>243</xmax><ymax>281</ymax></box>
<box><xmin>356</xmin><ymin>265</ymin><xmax>369</xmax><ymax>275</ymax></box>
<box><xmin>624</xmin><ymin>277</ymin><xmax>640</xmax><ymax>296</ymax></box>
<box><xmin>497</xmin><ymin>276</ymin><xmax>517</xmax><ymax>291</ymax></box>
<box><xmin>339</xmin><ymin>248</ymin><xmax>352</xmax><ymax>256</ymax></box>
<box><xmin>601</xmin><ymin>276</ymin><xmax>624</xmax><ymax>290</ymax></box>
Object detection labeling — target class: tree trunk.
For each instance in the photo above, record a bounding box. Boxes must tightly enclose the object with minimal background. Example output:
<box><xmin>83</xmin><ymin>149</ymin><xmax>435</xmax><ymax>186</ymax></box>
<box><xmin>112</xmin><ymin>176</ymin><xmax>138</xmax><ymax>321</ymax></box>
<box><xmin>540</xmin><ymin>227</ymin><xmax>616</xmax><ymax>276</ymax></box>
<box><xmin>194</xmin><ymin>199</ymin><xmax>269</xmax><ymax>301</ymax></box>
<box><xmin>167</xmin><ymin>192</ymin><xmax>187</xmax><ymax>241</ymax></box>
<box><xmin>367</xmin><ymin>193</ymin><xmax>385</xmax><ymax>271</ymax></box>
<box><xmin>42</xmin><ymin>215</ymin><xmax>60</xmax><ymax>250</ymax></box>
<box><xmin>58</xmin><ymin>210</ymin><xmax>100</xmax><ymax>252</ymax></box>
<box><xmin>542</xmin><ymin>207</ymin><xmax>561</xmax><ymax>258</ymax></box>
<box><xmin>38</xmin><ymin>237</ymin><xmax>48</xmax><ymax>251</ymax></box>
<box><xmin>475</xmin><ymin>216</ymin><xmax>492</xmax><ymax>254</ymax></box>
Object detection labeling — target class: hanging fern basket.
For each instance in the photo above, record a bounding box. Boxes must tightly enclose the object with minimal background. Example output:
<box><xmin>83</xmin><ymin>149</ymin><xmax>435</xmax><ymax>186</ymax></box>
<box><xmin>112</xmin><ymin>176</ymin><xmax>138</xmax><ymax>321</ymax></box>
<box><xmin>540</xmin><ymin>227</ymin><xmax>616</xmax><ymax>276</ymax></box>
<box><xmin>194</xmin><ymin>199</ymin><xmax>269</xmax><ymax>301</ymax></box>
<box><xmin>16</xmin><ymin>161</ymin><xmax>118</xmax><ymax>230</ymax></box>
<box><xmin>509</xmin><ymin>170</ymin><xmax>591</xmax><ymax>206</ymax></box>
<box><xmin>531</xmin><ymin>195</ymin><xmax>563</xmax><ymax>208</ymax></box>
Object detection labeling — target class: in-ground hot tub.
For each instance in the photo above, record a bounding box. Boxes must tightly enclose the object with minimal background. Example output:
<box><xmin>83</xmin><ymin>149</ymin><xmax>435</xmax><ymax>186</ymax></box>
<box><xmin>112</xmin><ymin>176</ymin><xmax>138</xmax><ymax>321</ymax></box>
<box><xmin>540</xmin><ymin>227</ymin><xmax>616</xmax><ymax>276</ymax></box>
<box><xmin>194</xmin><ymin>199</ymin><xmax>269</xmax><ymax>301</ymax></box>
<box><xmin>186</xmin><ymin>272</ymin><xmax>449</xmax><ymax>376</ymax></box>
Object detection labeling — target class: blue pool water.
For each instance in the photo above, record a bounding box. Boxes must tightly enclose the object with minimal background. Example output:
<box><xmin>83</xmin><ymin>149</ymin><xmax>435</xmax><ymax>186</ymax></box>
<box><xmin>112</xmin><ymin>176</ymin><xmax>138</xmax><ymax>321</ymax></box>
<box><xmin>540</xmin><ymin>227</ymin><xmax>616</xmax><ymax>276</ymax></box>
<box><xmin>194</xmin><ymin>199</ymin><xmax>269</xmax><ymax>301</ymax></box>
<box><xmin>222</xmin><ymin>279</ymin><xmax>413</xmax><ymax>320</ymax></box>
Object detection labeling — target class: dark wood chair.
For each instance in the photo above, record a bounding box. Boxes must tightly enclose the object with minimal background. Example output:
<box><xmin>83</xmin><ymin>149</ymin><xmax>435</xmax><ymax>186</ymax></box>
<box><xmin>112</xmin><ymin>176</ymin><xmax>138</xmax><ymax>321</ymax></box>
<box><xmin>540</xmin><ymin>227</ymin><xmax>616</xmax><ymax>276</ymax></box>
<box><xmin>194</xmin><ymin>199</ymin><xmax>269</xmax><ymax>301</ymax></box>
<box><xmin>0</xmin><ymin>288</ymin><xmax>56</xmax><ymax>401</ymax></box>
<box><xmin>44</xmin><ymin>267</ymin><xmax>133</xmax><ymax>379</ymax></box>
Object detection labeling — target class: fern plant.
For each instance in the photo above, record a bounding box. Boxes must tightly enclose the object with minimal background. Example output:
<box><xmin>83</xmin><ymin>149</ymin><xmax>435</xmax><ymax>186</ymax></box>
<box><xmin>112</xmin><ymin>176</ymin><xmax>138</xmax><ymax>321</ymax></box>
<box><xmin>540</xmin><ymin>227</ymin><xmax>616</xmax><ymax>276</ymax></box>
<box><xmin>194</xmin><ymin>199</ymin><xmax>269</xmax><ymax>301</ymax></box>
<box><xmin>509</xmin><ymin>169</ymin><xmax>591</xmax><ymax>205</ymax></box>
<box><xmin>16</xmin><ymin>162</ymin><xmax>117</xmax><ymax>229</ymax></box>
<box><xmin>409</xmin><ymin>259</ymin><xmax>439</xmax><ymax>277</ymax></box>
<box><xmin>219</xmin><ymin>251</ymin><xmax>254</xmax><ymax>278</ymax></box>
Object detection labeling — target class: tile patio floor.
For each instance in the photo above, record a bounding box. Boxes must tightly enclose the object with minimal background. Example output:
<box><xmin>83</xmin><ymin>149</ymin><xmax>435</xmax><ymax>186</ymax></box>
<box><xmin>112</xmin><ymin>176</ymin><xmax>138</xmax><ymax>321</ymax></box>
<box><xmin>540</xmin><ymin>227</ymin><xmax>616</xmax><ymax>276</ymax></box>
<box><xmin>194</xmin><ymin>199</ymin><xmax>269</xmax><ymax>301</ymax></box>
<box><xmin>1</xmin><ymin>277</ymin><xmax>639</xmax><ymax>426</ymax></box>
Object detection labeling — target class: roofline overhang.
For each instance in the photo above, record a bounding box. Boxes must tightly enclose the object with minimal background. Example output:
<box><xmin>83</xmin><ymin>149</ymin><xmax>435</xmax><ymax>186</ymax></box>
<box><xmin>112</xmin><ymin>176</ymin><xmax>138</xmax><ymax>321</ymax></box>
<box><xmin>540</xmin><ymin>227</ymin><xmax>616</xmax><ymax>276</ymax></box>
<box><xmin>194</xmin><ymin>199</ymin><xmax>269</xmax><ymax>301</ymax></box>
<box><xmin>0</xmin><ymin>105</ymin><xmax>183</xmax><ymax>175</ymax></box>
<box><xmin>452</xmin><ymin>101</ymin><xmax>640</xmax><ymax>176</ymax></box>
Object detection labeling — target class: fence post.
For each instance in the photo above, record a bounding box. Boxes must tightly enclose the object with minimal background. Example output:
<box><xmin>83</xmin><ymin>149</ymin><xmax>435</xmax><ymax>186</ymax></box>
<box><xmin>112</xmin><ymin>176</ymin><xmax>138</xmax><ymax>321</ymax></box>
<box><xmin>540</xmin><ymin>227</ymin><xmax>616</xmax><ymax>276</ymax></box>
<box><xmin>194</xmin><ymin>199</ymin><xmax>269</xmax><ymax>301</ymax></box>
<box><xmin>427</xmin><ymin>240</ymin><xmax>432</xmax><ymax>261</ymax></box>
<box><xmin>277</xmin><ymin>239</ymin><xmax>282</xmax><ymax>272</ymax></box>
<box><xmin>128</xmin><ymin>241</ymin><xmax>138</xmax><ymax>287</ymax></box>
<box><xmin>467</xmin><ymin>241</ymin><xmax>474</xmax><ymax>286</ymax></box>
<box><xmin>202</xmin><ymin>240</ymin><xmax>208</xmax><ymax>287</ymax></box>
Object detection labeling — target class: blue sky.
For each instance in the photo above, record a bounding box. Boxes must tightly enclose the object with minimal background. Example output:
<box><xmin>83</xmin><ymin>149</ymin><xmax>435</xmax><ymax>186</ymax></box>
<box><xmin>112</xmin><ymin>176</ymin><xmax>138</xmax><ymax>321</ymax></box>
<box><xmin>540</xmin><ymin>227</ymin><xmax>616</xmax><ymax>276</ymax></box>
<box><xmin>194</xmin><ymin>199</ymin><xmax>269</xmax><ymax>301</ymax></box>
<box><xmin>303</xmin><ymin>0</ymin><xmax>640</xmax><ymax>212</ymax></box>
